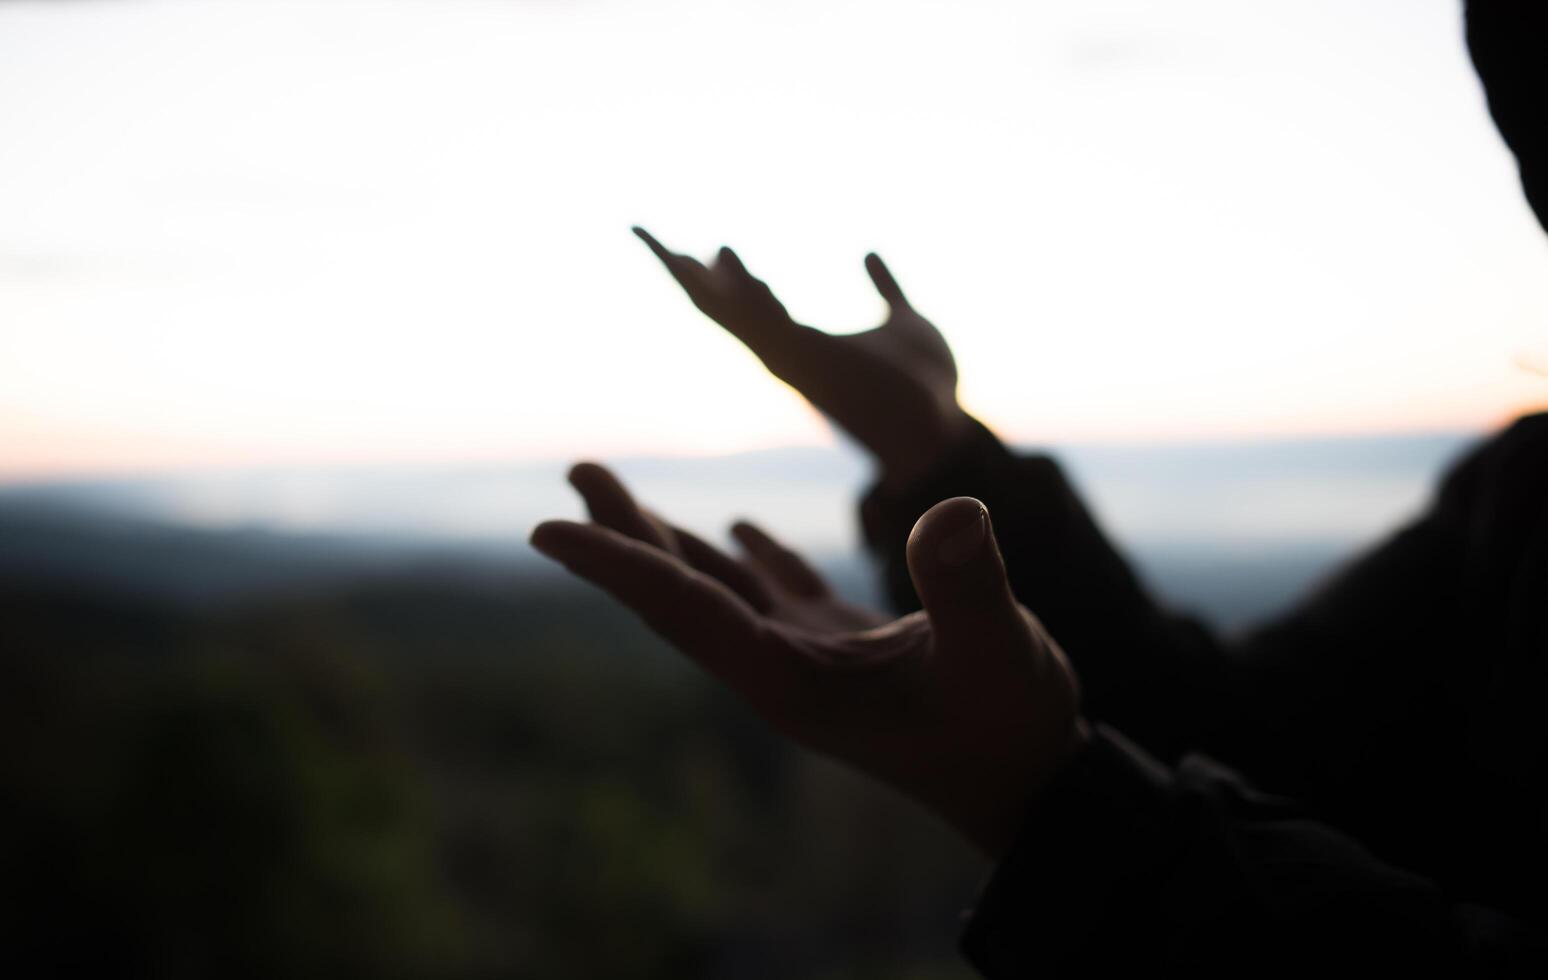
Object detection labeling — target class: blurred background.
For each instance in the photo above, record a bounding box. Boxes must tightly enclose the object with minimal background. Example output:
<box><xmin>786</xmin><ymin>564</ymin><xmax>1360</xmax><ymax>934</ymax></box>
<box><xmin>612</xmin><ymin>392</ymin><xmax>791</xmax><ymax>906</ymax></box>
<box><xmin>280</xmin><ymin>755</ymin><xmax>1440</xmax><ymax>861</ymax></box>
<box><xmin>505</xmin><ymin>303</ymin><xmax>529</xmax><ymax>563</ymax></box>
<box><xmin>2</xmin><ymin>0</ymin><xmax>1545</xmax><ymax>977</ymax></box>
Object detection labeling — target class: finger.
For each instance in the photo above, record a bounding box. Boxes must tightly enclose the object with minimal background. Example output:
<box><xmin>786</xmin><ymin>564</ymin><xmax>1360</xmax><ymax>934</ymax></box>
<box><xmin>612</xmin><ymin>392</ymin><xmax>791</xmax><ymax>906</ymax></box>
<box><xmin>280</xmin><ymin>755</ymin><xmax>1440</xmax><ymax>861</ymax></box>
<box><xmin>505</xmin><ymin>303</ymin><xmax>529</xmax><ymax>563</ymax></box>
<box><xmin>633</xmin><ymin>226</ymin><xmax>715</xmax><ymax>301</ymax></box>
<box><xmin>904</xmin><ymin>497</ymin><xmax>1026</xmax><ymax>655</ymax></box>
<box><xmin>703</xmin><ymin>251</ymin><xmax>825</xmax><ymax>366</ymax></box>
<box><xmin>632</xmin><ymin>225</ymin><xmax>681</xmax><ymax>266</ymax></box>
<box><xmin>568</xmin><ymin>461</ymin><xmax>675</xmax><ymax>553</ymax></box>
<box><xmin>716</xmin><ymin>244</ymin><xmax>751</xmax><ymax>277</ymax></box>
<box><xmin>713</xmin><ymin>246</ymin><xmax>795</xmax><ymax>329</ymax></box>
<box><xmin>732</xmin><ymin>520</ymin><xmax>830</xmax><ymax>599</ymax></box>
<box><xmin>714</xmin><ymin>245</ymin><xmax>767</xmax><ymax>293</ymax></box>
<box><xmin>530</xmin><ymin>520</ymin><xmax>799</xmax><ymax>700</ymax></box>
<box><xmin>864</xmin><ymin>253</ymin><xmax>910</xmax><ymax>309</ymax></box>
<box><xmin>672</xmin><ymin>524</ymin><xmax>775</xmax><ymax>613</ymax></box>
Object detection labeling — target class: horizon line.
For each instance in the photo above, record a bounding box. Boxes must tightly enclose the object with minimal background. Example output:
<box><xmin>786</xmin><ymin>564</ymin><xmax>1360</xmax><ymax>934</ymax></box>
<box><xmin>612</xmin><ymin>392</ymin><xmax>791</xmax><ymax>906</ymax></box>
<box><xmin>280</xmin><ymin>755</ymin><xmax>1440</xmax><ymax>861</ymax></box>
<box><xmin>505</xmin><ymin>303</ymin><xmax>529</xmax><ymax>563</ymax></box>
<box><xmin>0</xmin><ymin>422</ymin><xmax>1498</xmax><ymax>490</ymax></box>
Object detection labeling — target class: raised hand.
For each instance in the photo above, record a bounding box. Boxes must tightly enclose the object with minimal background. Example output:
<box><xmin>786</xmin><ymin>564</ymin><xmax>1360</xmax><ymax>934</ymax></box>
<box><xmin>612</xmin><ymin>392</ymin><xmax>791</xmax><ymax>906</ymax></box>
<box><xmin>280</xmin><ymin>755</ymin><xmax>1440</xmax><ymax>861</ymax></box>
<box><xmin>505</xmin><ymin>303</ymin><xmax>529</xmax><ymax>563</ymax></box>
<box><xmin>532</xmin><ymin>463</ymin><xmax>1087</xmax><ymax>858</ymax></box>
<box><xmin>633</xmin><ymin>227</ymin><xmax>974</xmax><ymax>488</ymax></box>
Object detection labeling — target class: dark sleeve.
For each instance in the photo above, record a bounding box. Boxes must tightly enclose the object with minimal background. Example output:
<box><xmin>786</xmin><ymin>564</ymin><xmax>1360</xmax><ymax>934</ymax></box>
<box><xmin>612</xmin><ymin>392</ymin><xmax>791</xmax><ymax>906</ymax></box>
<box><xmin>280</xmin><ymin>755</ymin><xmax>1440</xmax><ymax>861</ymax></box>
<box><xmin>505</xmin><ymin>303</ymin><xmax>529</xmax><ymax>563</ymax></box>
<box><xmin>863</xmin><ymin>417</ymin><xmax>1544</xmax><ymax>876</ymax></box>
<box><xmin>859</xmin><ymin>419</ymin><xmax>1229</xmax><ymax>761</ymax></box>
<box><xmin>858</xmin><ymin>418</ymin><xmax>1492</xmax><ymax>779</ymax></box>
<box><xmin>961</xmin><ymin>725</ymin><xmax>1548</xmax><ymax>979</ymax></box>
<box><xmin>1188</xmin><ymin>415</ymin><xmax>1547</xmax><ymax>855</ymax></box>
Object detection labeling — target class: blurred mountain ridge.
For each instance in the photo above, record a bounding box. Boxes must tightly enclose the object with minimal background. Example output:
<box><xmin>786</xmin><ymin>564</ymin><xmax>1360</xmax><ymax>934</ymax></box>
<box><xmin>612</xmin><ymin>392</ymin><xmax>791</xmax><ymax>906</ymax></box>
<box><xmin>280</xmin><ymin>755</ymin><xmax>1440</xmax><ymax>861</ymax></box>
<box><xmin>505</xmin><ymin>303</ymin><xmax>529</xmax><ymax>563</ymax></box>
<box><xmin>0</xmin><ymin>430</ymin><xmax>1477</xmax><ymax>629</ymax></box>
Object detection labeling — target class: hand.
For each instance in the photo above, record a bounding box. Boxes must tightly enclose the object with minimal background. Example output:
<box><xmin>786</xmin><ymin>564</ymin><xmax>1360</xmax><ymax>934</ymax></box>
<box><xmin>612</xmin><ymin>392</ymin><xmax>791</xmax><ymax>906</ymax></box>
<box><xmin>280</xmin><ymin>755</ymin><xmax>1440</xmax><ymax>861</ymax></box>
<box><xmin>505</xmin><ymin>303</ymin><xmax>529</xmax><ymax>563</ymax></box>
<box><xmin>634</xmin><ymin>227</ymin><xmax>974</xmax><ymax>488</ymax></box>
<box><xmin>532</xmin><ymin>462</ymin><xmax>1087</xmax><ymax>858</ymax></box>
<box><xmin>563</xmin><ymin>461</ymin><xmax>889</xmax><ymax>636</ymax></box>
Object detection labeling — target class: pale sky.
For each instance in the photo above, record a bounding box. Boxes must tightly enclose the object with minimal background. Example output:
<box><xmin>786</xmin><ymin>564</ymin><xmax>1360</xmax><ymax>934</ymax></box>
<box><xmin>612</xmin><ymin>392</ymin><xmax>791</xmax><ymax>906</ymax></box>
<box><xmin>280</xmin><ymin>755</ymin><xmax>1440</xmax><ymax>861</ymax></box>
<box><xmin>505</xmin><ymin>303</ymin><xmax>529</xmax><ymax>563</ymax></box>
<box><xmin>2</xmin><ymin>0</ymin><xmax>1545</xmax><ymax>480</ymax></box>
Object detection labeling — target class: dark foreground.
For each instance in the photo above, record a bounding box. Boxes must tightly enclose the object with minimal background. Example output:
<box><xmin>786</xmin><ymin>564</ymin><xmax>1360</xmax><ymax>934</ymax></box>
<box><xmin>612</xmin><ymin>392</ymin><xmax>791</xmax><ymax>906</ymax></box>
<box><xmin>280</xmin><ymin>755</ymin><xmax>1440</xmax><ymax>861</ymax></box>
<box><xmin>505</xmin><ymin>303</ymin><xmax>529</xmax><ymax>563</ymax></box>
<box><xmin>2</xmin><ymin>563</ymin><xmax>987</xmax><ymax>980</ymax></box>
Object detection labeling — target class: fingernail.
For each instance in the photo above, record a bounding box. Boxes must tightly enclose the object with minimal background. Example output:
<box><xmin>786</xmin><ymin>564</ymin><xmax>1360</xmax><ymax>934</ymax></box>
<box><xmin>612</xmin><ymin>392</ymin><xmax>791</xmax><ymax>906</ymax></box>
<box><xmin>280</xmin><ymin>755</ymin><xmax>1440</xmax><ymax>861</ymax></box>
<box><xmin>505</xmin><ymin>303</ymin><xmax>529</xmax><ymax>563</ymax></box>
<box><xmin>937</xmin><ymin>506</ymin><xmax>986</xmax><ymax>567</ymax></box>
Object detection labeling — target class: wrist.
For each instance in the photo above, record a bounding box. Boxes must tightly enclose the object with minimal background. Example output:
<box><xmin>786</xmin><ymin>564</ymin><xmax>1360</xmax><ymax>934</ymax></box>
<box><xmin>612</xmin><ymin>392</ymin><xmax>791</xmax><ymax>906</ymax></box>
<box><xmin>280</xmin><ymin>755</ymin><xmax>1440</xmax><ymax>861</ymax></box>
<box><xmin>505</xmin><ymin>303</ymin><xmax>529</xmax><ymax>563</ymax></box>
<box><xmin>916</xmin><ymin>705</ymin><xmax>1089</xmax><ymax>860</ymax></box>
<box><xmin>942</xmin><ymin>716</ymin><xmax>1093</xmax><ymax>861</ymax></box>
<box><xmin>878</xmin><ymin>406</ymin><xmax>977</xmax><ymax>493</ymax></box>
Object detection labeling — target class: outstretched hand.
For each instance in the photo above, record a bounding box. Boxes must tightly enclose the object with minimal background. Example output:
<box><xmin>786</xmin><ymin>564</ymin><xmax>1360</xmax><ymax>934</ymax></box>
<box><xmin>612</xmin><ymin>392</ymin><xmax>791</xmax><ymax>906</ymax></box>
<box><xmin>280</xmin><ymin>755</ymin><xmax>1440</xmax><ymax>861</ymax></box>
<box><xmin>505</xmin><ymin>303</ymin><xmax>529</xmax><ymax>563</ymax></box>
<box><xmin>532</xmin><ymin>462</ymin><xmax>1087</xmax><ymax>858</ymax></box>
<box><xmin>634</xmin><ymin>228</ymin><xmax>973</xmax><ymax>488</ymax></box>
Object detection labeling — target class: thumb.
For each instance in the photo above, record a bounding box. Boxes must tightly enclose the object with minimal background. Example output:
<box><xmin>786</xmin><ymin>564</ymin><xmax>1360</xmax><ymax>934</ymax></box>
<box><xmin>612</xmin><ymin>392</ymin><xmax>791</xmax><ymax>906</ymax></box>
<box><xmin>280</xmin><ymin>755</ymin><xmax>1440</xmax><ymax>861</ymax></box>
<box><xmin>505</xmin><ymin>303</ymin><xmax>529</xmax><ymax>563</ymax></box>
<box><xmin>864</xmin><ymin>252</ymin><xmax>911</xmax><ymax>310</ymax></box>
<box><xmin>905</xmin><ymin>497</ymin><xmax>1025</xmax><ymax>654</ymax></box>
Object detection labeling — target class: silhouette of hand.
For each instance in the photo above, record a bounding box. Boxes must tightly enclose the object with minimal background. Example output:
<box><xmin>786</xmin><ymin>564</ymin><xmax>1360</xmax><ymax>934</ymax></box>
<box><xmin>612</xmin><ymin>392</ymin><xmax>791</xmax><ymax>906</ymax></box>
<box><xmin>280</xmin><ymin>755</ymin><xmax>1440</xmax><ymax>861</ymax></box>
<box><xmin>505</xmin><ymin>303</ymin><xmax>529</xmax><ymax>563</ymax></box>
<box><xmin>634</xmin><ymin>228</ymin><xmax>974</xmax><ymax>488</ymax></box>
<box><xmin>563</xmin><ymin>462</ymin><xmax>888</xmax><ymax>635</ymax></box>
<box><xmin>532</xmin><ymin>462</ymin><xmax>1087</xmax><ymax>857</ymax></box>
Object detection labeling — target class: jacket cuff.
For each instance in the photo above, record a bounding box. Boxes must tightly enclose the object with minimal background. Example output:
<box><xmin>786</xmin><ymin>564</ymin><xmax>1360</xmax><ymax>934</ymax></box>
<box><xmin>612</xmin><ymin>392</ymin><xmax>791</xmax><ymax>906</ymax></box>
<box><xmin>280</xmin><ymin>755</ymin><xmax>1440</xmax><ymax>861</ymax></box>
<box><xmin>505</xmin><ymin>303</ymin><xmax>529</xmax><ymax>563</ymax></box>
<box><xmin>959</xmin><ymin>724</ymin><xmax>1190</xmax><ymax>977</ymax></box>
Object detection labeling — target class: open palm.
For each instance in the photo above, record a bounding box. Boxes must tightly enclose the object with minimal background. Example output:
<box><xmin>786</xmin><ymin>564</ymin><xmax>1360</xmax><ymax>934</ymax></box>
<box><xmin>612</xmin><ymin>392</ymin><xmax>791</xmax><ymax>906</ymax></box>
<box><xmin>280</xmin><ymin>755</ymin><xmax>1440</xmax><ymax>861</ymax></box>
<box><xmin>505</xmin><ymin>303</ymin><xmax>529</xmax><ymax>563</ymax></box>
<box><xmin>533</xmin><ymin>463</ymin><xmax>1086</xmax><ymax>857</ymax></box>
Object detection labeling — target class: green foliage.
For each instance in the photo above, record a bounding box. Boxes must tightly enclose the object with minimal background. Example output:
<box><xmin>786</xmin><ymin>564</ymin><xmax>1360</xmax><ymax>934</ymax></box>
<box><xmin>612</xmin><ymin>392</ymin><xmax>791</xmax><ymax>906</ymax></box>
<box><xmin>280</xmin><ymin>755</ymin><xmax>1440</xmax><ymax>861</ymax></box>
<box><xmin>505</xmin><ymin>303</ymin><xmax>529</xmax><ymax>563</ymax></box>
<box><xmin>1</xmin><ymin>578</ymin><xmax>987</xmax><ymax>978</ymax></box>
